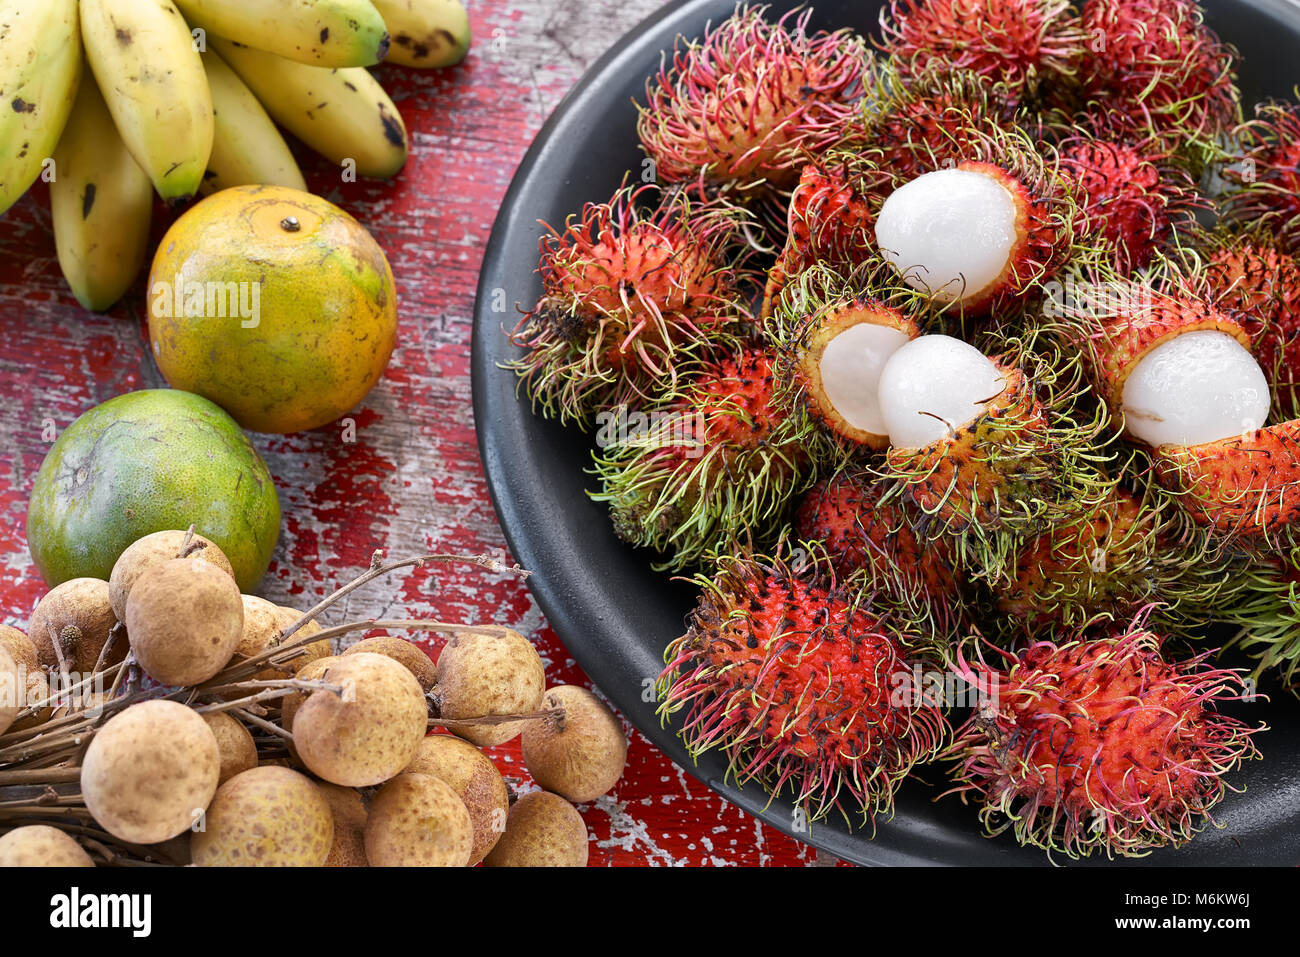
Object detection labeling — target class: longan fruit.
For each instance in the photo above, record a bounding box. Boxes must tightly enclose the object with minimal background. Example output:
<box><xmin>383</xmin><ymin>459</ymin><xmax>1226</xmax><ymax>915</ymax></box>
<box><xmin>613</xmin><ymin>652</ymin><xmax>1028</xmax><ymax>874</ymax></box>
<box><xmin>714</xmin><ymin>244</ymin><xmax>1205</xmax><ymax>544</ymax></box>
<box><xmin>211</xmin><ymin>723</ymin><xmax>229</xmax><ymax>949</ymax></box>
<box><xmin>125</xmin><ymin>558</ymin><xmax>244</xmax><ymax>686</ymax></box>
<box><xmin>432</xmin><ymin>629</ymin><xmax>545</xmax><ymax>747</ymax></box>
<box><xmin>342</xmin><ymin>636</ymin><xmax>436</xmax><ymax>690</ymax></box>
<box><xmin>109</xmin><ymin>530</ymin><xmax>235</xmax><ymax>620</ymax></box>
<box><xmin>80</xmin><ymin>700</ymin><xmax>221</xmax><ymax>844</ymax></box>
<box><xmin>405</xmin><ymin>733</ymin><xmax>509</xmax><ymax>864</ymax></box>
<box><xmin>292</xmin><ymin>653</ymin><xmax>427</xmax><ymax>787</ymax></box>
<box><xmin>364</xmin><ymin>772</ymin><xmax>473</xmax><ymax>867</ymax></box>
<box><xmin>522</xmin><ymin>685</ymin><xmax>627</xmax><ymax>803</ymax></box>
<box><xmin>482</xmin><ymin>791</ymin><xmax>589</xmax><ymax>867</ymax></box>
<box><xmin>0</xmin><ymin>826</ymin><xmax>94</xmax><ymax>867</ymax></box>
<box><xmin>192</xmin><ymin>767</ymin><xmax>333</xmax><ymax>867</ymax></box>
<box><xmin>202</xmin><ymin>711</ymin><xmax>258</xmax><ymax>785</ymax></box>
<box><xmin>28</xmin><ymin>578</ymin><xmax>121</xmax><ymax>674</ymax></box>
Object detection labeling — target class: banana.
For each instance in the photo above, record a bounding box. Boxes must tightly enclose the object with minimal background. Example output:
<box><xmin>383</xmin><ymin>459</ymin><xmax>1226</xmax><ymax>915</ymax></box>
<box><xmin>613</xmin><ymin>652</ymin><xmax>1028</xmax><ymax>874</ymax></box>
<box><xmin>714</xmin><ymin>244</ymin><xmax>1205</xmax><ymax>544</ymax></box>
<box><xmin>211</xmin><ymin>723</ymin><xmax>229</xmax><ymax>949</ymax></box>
<box><xmin>80</xmin><ymin>0</ymin><xmax>213</xmax><ymax>200</ymax></box>
<box><xmin>175</xmin><ymin>0</ymin><xmax>389</xmax><ymax>68</ymax></box>
<box><xmin>200</xmin><ymin>48</ymin><xmax>306</xmax><ymax>195</ymax></box>
<box><xmin>51</xmin><ymin>72</ymin><xmax>153</xmax><ymax>312</ymax></box>
<box><xmin>210</xmin><ymin>37</ymin><xmax>407</xmax><ymax>180</ymax></box>
<box><xmin>0</xmin><ymin>0</ymin><xmax>82</xmax><ymax>216</ymax></box>
<box><xmin>372</xmin><ymin>0</ymin><xmax>470</xmax><ymax>68</ymax></box>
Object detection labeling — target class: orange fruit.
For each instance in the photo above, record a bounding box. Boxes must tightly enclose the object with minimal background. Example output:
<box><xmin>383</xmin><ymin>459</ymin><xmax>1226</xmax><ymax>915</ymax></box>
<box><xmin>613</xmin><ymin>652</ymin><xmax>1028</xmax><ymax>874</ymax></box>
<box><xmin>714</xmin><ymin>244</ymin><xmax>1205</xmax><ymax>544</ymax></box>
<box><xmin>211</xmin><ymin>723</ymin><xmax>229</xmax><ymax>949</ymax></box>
<box><xmin>147</xmin><ymin>185</ymin><xmax>397</xmax><ymax>434</ymax></box>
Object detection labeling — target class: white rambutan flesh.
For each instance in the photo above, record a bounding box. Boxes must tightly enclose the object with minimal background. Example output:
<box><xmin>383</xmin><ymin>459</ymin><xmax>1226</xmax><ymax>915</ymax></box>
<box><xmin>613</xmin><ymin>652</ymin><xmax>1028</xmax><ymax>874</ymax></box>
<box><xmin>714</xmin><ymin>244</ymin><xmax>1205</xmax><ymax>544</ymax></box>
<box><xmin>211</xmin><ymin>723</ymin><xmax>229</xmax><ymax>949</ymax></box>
<box><xmin>877</xmin><ymin>334</ymin><xmax>1006</xmax><ymax>449</ymax></box>
<box><xmin>1122</xmin><ymin>331</ymin><xmax>1270</xmax><ymax>447</ymax></box>
<box><xmin>818</xmin><ymin>324</ymin><xmax>913</xmax><ymax>436</ymax></box>
<box><xmin>874</xmin><ymin>168</ymin><xmax>1018</xmax><ymax>304</ymax></box>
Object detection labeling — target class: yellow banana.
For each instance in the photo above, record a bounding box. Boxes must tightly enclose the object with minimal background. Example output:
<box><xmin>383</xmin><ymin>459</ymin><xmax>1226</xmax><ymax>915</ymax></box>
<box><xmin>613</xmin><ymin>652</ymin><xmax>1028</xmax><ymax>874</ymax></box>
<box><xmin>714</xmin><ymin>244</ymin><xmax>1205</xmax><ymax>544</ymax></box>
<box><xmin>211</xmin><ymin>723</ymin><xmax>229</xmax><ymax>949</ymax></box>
<box><xmin>372</xmin><ymin>0</ymin><xmax>470</xmax><ymax>68</ymax></box>
<box><xmin>175</xmin><ymin>0</ymin><xmax>388</xmax><ymax>68</ymax></box>
<box><xmin>80</xmin><ymin>0</ymin><xmax>213</xmax><ymax>200</ymax></box>
<box><xmin>211</xmin><ymin>37</ymin><xmax>407</xmax><ymax>179</ymax></box>
<box><xmin>51</xmin><ymin>73</ymin><xmax>153</xmax><ymax>312</ymax></box>
<box><xmin>0</xmin><ymin>0</ymin><xmax>82</xmax><ymax>216</ymax></box>
<box><xmin>200</xmin><ymin>48</ymin><xmax>306</xmax><ymax>195</ymax></box>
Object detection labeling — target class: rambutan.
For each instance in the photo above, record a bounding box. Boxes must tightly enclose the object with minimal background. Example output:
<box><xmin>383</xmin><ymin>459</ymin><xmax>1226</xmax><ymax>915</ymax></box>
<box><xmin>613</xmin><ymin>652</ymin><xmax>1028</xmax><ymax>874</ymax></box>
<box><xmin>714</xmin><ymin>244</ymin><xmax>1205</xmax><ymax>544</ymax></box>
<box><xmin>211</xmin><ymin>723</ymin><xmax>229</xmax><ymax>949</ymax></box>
<box><xmin>637</xmin><ymin>4</ymin><xmax>868</xmax><ymax>193</ymax></box>
<box><xmin>793</xmin><ymin>471</ymin><xmax>967</xmax><ymax>640</ymax></box>
<box><xmin>995</xmin><ymin>480</ymin><xmax>1243</xmax><ymax>637</ymax></box>
<box><xmin>507</xmin><ymin>183</ymin><xmax>753</xmax><ymax>426</ymax></box>
<box><xmin>865</xmin><ymin>125</ymin><xmax>1085</xmax><ymax>318</ymax></box>
<box><xmin>760</xmin><ymin>162</ymin><xmax>880</xmax><ymax>320</ymax></box>
<box><xmin>945</xmin><ymin>619</ymin><xmax>1263</xmax><ymax>858</ymax></box>
<box><xmin>1202</xmin><ymin>232</ymin><xmax>1300</xmax><ymax>419</ymax></box>
<box><xmin>767</xmin><ymin>262</ymin><xmax>932</xmax><ymax>459</ymax></box>
<box><xmin>1222</xmin><ymin>100</ymin><xmax>1300</xmax><ymax>249</ymax></box>
<box><xmin>589</xmin><ymin>347</ymin><xmax>810</xmax><ymax>571</ymax></box>
<box><xmin>1076</xmin><ymin>0</ymin><xmax>1239</xmax><ymax>160</ymax></box>
<box><xmin>878</xmin><ymin>0</ymin><xmax>1085</xmax><ymax>101</ymax></box>
<box><xmin>658</xmin><ymin>551</ymin><xmax>948</xmax><ymax>824</ymax></box>
<box><xmin>1058</xmin><ymin>135</ymin><xmax>1202</xmax><ymax>274</ymax></box>
<box><xmin>871</xmin><ymin>329</ymin><xmax>1110</xmax><ymax>580</ymax></box>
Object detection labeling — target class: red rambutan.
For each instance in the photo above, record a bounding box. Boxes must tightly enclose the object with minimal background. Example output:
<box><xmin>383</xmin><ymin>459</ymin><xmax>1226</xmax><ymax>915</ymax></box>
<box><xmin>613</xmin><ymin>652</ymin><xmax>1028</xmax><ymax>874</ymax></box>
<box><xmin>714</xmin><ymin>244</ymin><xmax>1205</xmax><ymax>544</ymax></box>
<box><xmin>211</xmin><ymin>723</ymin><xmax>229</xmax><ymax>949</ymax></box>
<box><xmin>507</xmin><ymin>183</ymin><xmax>753</xmax><ymax>426</ymax></box>
<box><xmin>878</xmin><ymin>0</ymin><xmax>1085</xmax><ymax>101</ymax></box>
<box><xmin>637</xmin><ymin>5</ymin><xmax>868</xmax><ymax>192</ymax></box>
<box><xmin>1058</xmin><ymin>136</ymin><xmax>1202</xmax><ymax>274</ymax></box>
<box><xmin>659</xmin><ymin>552</ymin><xmax>949</xmax><ymax>823</ymax></box>
<box><xmin>589</xmin><ymin>347</ymin><xmax>810</xmax><ymax>571</ymax></box>
<box><xmin>945</xmin><ymin>620</ymin><xmax>1263</xmax><ymax>858</ymax></box>
<box><xmin>793</xmin><ymin>471</ymin><xmax>966</xmax><ymax>639</ymax></box>
<box><xmin>1076</xmin><ymin>0</ymin><xmax>1239</xmax><ymax>157</ymax></box>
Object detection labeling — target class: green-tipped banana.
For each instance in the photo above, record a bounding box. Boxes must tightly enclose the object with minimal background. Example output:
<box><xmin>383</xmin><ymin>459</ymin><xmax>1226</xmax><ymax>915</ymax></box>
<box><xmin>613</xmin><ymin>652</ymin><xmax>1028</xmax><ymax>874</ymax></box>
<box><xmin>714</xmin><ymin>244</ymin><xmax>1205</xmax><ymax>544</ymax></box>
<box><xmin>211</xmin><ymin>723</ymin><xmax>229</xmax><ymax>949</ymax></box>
<box><xmin>80</xmin><ymin>0</ymin><xmax>213</xmax><ymax>200</ymax></box>
<box><xmin>372</xmin><ymin>0</ymin><xmax>470</xmax><ymax>68</ymax></box>
<box><xmin>200</xmin><ymin>48</ymin><xmax>306</xmax><ymax>195</ymax></box>
<box><xmin>211</xmin><ymin>38</ymin><xmax>407</xmax><ymax>179</ymax></box>
<box><xmin>176</xmin><ymin>0</ymin><xmax>389</xmax><ymax>68</ymax></box>
<box><xmin>0</xmin><ymin>0</ymin><xmax>82</xmax><ymax>216</ymax></box>
<box><xmin>50</xmin><ymin>71</ymin><xmax>153</xmax><ymax>312</ymax></box>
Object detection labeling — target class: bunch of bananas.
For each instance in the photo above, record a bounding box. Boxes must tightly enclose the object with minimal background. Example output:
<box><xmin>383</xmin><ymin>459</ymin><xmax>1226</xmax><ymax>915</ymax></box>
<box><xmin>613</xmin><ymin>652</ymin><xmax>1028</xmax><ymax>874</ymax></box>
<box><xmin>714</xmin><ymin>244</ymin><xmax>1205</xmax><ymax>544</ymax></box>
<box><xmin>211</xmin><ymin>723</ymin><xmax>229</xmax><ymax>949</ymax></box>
<box><xmin>0</xmin><ymin>0</ymin><xmax>469</xmax><ymax>310</ymax></box>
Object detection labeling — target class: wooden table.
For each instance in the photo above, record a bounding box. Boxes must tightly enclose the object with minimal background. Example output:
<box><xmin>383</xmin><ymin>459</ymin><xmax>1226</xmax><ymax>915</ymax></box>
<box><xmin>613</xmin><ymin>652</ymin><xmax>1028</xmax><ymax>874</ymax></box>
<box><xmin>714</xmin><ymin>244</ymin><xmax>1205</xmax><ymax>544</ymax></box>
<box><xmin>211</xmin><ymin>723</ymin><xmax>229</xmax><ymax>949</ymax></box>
<box><xmin>0</xmin><ymin>0</ymin><xmax>831</xmax><ymax>866</ymax></box>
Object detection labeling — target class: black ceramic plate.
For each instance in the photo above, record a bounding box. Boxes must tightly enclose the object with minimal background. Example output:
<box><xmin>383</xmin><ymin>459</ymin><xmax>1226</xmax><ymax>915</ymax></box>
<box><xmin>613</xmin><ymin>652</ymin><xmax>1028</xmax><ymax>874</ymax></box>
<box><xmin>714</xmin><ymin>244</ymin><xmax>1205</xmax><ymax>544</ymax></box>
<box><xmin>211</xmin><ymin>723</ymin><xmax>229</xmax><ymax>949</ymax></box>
<box><xmin>473</xmin><ymin>0</ymin><xmax>1300</xmax><ymax>865</ymax></box>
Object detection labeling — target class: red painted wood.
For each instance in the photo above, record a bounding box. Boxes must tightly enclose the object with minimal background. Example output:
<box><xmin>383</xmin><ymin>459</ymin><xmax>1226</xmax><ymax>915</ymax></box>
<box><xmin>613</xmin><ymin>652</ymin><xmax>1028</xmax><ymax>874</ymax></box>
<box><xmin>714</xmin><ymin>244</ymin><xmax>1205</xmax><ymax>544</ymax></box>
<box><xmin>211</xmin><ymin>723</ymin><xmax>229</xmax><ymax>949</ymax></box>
<box><xmin>0</xmin><ymin>0</ymin><xmax>835</xmax><ymax>866</ymax></box>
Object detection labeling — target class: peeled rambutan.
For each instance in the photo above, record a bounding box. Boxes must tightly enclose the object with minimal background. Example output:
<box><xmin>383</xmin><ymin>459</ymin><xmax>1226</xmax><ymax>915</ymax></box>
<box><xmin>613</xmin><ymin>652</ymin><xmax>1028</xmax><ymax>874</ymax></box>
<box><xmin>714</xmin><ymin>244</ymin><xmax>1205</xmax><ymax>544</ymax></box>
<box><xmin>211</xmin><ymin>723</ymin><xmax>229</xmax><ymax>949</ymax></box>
<box><xmin>878</xmin><ymin>0</ymin><xmax>1085</xmax><ymax>101</ymax></box>
<box><xmin>589</xmin><ymin>347</ymin><xmax>810</xmax><ymax>571</ymax></box>
<box><xmin>507</xmin><ymin>183</ymin><xmax>753</xmax><ymax>426</ymax></box>
<box><xmin>871</xmin><ymin>329</ymin><xmax>1109</xmax><ymax>580</ymax></box>
<box><xmin>659</xmin><ymin>551</ymin><xmax>949</xmax><ymax>823</ymax></box>
<box><xmin>1058</xmin><ymin>135</ymin><xmax>1202</xmax><ymax>274</ymax></box>
<box><xmin>1076</xmin><ymin>0</ymin><xmax>1239</xmax><ymax>159</ymax></box>
<box><xmin>1223</xmin><ymin>101</ymin><xmax>1300</xmax><ymax>251</ymax></box>
<box><xmin>864</xmin><ymin>125</ymin><xmax>1085</xmax><ymax>318</ymax></box>
<box><xmin>637</xmin><ymin>5</ymin><xmax>868</xmax><ymax>193</ymax></box>
<box><xmin>767</xmin><ymin>261</ymin><xmax>933</xmax><ymax>459</ymax></box>
<box><xmin>995</xmin><ymin>480</ymin><xmax>1243</xmax><ymax>638</ymax></box>
<box><xmin>945</xmin><ymin>620</ymin><xmax>1263</xmax><ymax>858</ymax></box>
<box><xmin>1202</xmin><ymin>231</ymin><xmax>1300</xmax><ymax>419</ymax></box>
<box><xmin>793</xmin><ymin>470</ymin><xmax>967</xmax><ymax>639</ymax></box>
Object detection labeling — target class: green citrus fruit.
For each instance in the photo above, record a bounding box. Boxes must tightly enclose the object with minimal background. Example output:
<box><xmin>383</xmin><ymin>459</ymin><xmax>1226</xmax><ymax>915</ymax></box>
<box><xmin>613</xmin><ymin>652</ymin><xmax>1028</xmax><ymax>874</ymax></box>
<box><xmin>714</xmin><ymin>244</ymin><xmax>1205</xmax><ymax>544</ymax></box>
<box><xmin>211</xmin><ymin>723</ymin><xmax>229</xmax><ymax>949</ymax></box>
<box><xmin>26</xmin><ymin>389</ymin><xmax>281</xmax><ymax>592</ymax></box>
<box><xmin>146</xmin><ymin>184</ymin><xmax>398</xmax><ymax>434</ymax></box>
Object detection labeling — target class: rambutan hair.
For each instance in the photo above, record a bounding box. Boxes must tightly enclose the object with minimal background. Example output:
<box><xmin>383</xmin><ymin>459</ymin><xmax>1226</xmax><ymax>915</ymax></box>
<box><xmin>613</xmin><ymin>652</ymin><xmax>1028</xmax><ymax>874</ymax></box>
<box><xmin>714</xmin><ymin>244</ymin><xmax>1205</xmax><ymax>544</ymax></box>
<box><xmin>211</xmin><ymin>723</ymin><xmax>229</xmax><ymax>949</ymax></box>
<box><xmin>588</xmin><ymin>347</ymin><xmax>811</xmax><ymax>571</ymax></box>
<box><xmin>878</xmin><ymin>0</ymin><xmax>1086</xmax><ymax>101</ymax></box>
<box><xmin>944</xmin><ymin>615</ymin><xmax>1263</xmax><ymax>859</ymax></box>
<box><xmin>658</xmin><ymin>549</ymin><xmax>949</xmax><ymax>825</ymax></box>
<box><xmin>1076</xmin><ymin>0</ymin><xmax>1240</xmax><ymax>162</ymax></box>
<box><xmin>637</xmin><ymin>4</ymin><xmax>869</xmax><ymax>193</ymax></box>
<box><xmin>507</xmin><ymin>181</ymin><xmax>755</xmax><ymax>426</ymax></box>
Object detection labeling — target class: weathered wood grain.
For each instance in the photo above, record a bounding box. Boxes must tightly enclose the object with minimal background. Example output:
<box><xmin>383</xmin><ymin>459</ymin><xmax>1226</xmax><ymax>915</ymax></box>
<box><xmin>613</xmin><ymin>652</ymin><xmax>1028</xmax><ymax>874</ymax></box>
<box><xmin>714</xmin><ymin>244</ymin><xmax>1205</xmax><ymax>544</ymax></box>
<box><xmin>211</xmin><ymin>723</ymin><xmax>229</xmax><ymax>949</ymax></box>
<box><xmin>0</xmin><ymin>0</ymin><xmax>834</xmax><ymax>866</ymax></box>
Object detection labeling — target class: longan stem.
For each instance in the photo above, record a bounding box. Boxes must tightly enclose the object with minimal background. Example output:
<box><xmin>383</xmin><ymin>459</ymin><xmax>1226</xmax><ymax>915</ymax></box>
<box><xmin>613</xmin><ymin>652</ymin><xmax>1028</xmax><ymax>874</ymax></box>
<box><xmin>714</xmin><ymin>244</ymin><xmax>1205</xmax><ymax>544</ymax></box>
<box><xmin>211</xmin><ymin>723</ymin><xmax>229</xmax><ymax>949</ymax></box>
<box><xmin>277</xmin><ymin>550</ymin><xmax>530</xmax><ymax>646</ymax></box>
<box><xmin>0</xmin><ymin>766</ymin><xmax>81</xmax><ymax>786</ymax></box>
<box><xmin>230</xmin><ymin>707</ymin><xmax>292</xmax><ymax>741</ymax></box>
<box><xmin>431</xmin><ymin>707</ymin><xmax>564</xmax><ymax>729</ymax></box>
<box><xmin>192</xmin><ymin>679</ymin><xmax>345</xmax><ymax>714</ymax></box>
